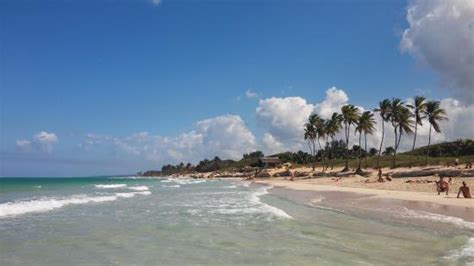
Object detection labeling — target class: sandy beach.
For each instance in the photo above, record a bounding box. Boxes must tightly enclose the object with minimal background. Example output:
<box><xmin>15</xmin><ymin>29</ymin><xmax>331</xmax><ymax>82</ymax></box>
<box><xmin>253</xmin><ymin>165</ymin><xmax>474</xmax><ymax>223</ymax></box>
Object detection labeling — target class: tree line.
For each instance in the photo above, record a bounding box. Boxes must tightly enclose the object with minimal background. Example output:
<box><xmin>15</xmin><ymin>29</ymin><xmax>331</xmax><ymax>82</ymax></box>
<box><xmin>304</xmin><ymin>96</ymin><xmax>447</xmax><ymax>173</ymax></box>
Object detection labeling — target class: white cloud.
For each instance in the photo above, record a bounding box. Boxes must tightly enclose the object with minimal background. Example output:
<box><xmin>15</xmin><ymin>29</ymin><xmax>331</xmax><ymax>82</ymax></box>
<box><xmin>34</xmin><ymin>131</ymin><xmax>58</xmax><ymax>153</ymax></box>
<box><xmin>262</xmin><ymin>133</ymin><xmax>286</xmax><ymax>155</ymax></box>
<box><xmin>16</xmin><ymin>140</ymin><xmax>31</xmax><ymax>149</ymax></box>
<box><xmin>151</xmin><ymin>0</ymin><xmax>162</xmax><ymax>6</ymax></box>
<box><xmin>196</xmin><ymin>114</ymin><xmax>257</xmax><ymax>159</ymax></box>
<box><xmin>314</xmin><ymin>86</ymin><xmax>349</xmax><ymax>119</ymax></box>
<box><xmin>17</xmin><ymin>131</ymin><xmax>58</xmax><ymax>153</ymax></box>
<box><xmin>256</xmin><ymin>97</ymin><xmax>315</xmax><ymax>148</ymax></box>
<box><xmin>245</xmin><ymin>89</ymin><xmax>258</xmax><ymax>99</ymax></box>
<box><xmin>80</xmin><ymin>114</ymin><xmax>257</xmax><ymax>165</ymax></box>
<box><xmin>401</xmin><ymin>0</ymin><xmax>474</xmax><ymax>103</ymax></box>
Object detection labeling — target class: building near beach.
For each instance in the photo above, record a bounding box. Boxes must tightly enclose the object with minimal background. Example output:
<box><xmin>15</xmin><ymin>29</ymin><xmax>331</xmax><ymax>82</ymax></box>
<box><xmin>261</xmin><ymin>157</ymin><xmax>281</xmax><ymax>168</ymax></box>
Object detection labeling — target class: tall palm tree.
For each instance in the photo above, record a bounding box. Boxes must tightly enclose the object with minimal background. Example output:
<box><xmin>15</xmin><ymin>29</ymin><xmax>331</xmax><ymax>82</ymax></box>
<box><xmin>307</xmin><ymin>114</ymin><xmax>327</xmax><ymax>170</ymax></box>
<box><xmin>304</xmin><ymin>122</ymin><xmax>317</xmax><ymax>171</ymax></box>
<box><xmin>422</xmin><ymin>100</ymin><xmax>447</xmax><ymax>165</ymax></box>
<box><xmin>407</xmin><ymin>96</ymin><xmax>426</xmax><ymax>168</ymax></box>
<box><xmin>374</xmin><ymin>99</ymin><xmax>391</xmax><ymax>169</ymax></box>
<box><xmin>355</xmin><ymin>111</ymin><xmax>377</xmax><ymax>171</ymax></box>
<box><xmin>314</xmin><ymin>117</ymin><xmax>327</xmax><ymax>170</ymax></box>
<box><xmin>341</xmin><ymin>104</ymin><xmax>361</xmax><ymax>172</ymax></box>
<box><xmin>325</xmin><ymin>112</ymin><xmax>343</xmax><ymax>170</ymax></box>
<box><xmin>389</xmin><ymin>99</ymin><xmax>413</xmax><ymax>168</ymax></box>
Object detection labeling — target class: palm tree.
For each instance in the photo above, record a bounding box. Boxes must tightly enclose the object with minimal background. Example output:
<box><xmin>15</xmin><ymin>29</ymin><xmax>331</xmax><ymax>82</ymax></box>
<box><xmin>355</xmin><ymin>111</ymin><xmax>376</xmax><ymax>171</ymax></box>
<box><xmin>422</xmin><ymin>100</ymin><xmax>447</xmax><ymax>165</ymax></box>
<box><xmin>325</xmin><ymin>112</ymin><xmax>343</xmax><ymax>170</ymax></box>
<box><xmin>389</xmin><ymin>99</ymin><xmax>413</xmax><ymax>168</ymax></box>
<box><xmin>341</xmin><ymin>104</ymin><xmax>361</xmax><ymax>172</ymax></box>
<box><xmin>308</xmin><ymin>114</ymin><xmax>327</xmax><ymax>170</ymax></box>
<box><xmin>374</xmin><ymin>99</ymin><xmax>391</xmax><ymax>169</ymax></box>
<box><xmin>304</xmin><ymin>122</ymin><xmax>317</xmax><ymax>171</ymax></box>
<box><xmin>407</xmin><ymin>96</ymin><xmax>426</xmax><ymax>168</ymax></box>
<box><xmin>315</xmin><ymin>117</ymin><xmax>327</xmax><ymax>170</ymax></box>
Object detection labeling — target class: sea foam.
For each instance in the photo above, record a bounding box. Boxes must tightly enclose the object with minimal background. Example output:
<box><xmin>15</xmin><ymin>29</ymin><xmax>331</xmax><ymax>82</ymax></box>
<box><xmin>250</xmin><ymin>186</ymin><xmax>293</xmax><ymax>219</ymax></box>
<box><xmin>95</xmin><ymin>184</ymin><xmax>127</xmax><ymax>189</ymax></box>
<box><xmin>402</xmin><ymin>208</ymin><xmax>474</xmax><ymax>230</ymax></box>
<box><xmin>445</xmin><ymin>238</ymin><xmax>474</xmax><ymax>262</ymax></box>
<box><xmin>0</xmin><ymin>191</ymin><xmax>151</xmax><ymax>218</ymax></box>
<box><xmin>127</xmin><ymin>186</ymin><xmax>149</xmax><ymax>191</ymax></box>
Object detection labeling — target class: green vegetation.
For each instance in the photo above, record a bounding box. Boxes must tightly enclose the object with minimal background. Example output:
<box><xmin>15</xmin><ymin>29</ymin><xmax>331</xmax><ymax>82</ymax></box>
<box><xmin>139</xmin><ymin>139</ymin><xmax>474</xmax><ymax>176</ymax></box>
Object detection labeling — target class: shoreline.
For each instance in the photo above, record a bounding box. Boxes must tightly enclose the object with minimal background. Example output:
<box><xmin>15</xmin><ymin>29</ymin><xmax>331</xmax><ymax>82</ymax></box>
<box><xmin>254</xmin><ymin>178</ymin><xmax>474</xmax><ymax>223</ymax></box>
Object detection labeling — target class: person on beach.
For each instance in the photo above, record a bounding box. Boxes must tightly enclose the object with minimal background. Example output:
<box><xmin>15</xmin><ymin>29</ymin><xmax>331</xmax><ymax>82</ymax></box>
<box><xmin>377</xmin><ymin>169</ymin><xmax>384</xmax><ymax>182</ymax></box>
<box><xmin>436</xmin><ymin>176</ymin><xmax>450</xmax><ymax>196</ymax></box>
<box><xmin>457</xmin><ymin>181</ymin><xmax>472</xmax><ymax>199</ymax></box>
<box><xmin>290</xmin><ymin>170</ymin><xmax>294</xmax><ymax>181</ymax></box>
<box><xmin>466</xmin><ymin>161</ymin><xmax>472</xmax><ymax>169</ymax></box>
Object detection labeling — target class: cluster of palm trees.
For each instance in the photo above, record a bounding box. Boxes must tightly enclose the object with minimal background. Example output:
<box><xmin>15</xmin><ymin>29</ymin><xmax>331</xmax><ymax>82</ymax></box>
<box><xmin>304</xmin><ymin>96</ymin><xmax>447</xmax><ymax>171</ymax></box>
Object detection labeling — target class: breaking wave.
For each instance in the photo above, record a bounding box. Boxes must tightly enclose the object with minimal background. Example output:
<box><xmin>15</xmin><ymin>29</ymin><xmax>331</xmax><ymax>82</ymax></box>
<box><xmin>0</xmin><ymin>191</ymin><xmax>151</xmax><ymax>218</ymax></box>
<box><xmin>94</xmin><ymin>184</ymin><xmax>127</xmax><ymax>189</ymax></box>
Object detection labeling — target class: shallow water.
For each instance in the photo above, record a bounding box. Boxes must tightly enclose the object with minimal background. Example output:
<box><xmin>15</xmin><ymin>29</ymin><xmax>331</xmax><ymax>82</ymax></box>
<box><xmin>0</xmin><ymin>177</ymin><xmax>473</xmax><ymax>265</ymax></box>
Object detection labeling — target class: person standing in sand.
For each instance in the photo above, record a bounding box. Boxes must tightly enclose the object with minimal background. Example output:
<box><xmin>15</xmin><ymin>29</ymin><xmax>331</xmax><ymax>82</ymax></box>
<box><xmin>457</xmin><ymin>181</ymin><xmax>472</xmax><ymax>199</ymax></box>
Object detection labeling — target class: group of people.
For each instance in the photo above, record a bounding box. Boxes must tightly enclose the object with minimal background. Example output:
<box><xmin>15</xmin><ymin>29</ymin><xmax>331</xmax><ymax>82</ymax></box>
<box><xmin>435</xmin><ymin>176</ymin><xmax>471</xmax><ymax>198</ymax></box>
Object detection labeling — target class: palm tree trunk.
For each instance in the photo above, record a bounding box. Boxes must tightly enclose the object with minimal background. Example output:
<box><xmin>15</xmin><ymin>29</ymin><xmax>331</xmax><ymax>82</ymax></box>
<box><xmin>409</xmin><ymin>123</ymin><xmax>418</xmax><ymax>168</ymax></box>
<box><xmin>364</xmin><ymin>132</ymin><xmax>368</xmax><ymax>168</ymax></box>
<box><xmin>343</xmin><ymin>123</ymin><xmax>350</xmax><ymax>172</ymax></box>
<box><xmin>377</xmin><ymin>120</ymin><xmax>385</xmax><ymax>169</ymax></box>
<box><xmin>356</xmin><ymin>132</ymin><xmax>362</xmax><ymax>173</ymax></box>
<box><xmin>426</xmin><ymin>124</ymin><xmax>432</xmax><ymax>165</ymax></box>
<box><xmin>317</xmin><ymin>138</ymin><xmax>325</xmax><ymax>171</ymax></box>
<box><xmin>330</xmin><ymin>137</ymin><xmax>334</xmax><ymax>170</ymax></box>
<box><xmin>392</xmin><ymin>128</ymin><xmax>398</xmax><ymax>168</ymax></box>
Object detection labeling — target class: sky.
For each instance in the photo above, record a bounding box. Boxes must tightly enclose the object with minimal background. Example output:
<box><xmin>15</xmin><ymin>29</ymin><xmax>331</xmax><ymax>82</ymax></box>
<box><xmin>1</xmin><ymin>0</ymin><xmax>473</xmax><ymax>177</ymax></box>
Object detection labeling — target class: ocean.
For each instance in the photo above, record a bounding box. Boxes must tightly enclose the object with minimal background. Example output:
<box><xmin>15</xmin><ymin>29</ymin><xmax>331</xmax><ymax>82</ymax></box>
<box><xmin>0</xmin><ymin>176</ymin><xmax>473</xmax><ymax>265</ymax></box>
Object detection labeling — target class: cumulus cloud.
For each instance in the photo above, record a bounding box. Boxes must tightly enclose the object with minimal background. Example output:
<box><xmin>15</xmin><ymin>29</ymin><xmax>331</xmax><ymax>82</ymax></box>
<box><xmin>17</xmin><ymin>131</ymin><xmax>58</xmax><ymax>153</ymax></box>
<box><xmin>245</xmin><ymin>89</ymin><xmax>258</xmax><ymax>99</ymax></box>
<box><xmin>262</xmin><ymin>133</ymin><xmax>287</xmax><ymax>155</ymax></box>
<box><xmin>401</xmin><ymin>0</ymin><xmax>474</xmax><ymax>103</ymax></box>
<box><xmin>256</xmin><ymin>96</ymin><xmax>315</xmax><ymax>149</ymax></box>
<box><xmin>80</xmin><ymin>114</ymin><xmax>257</xmax><ymax>165</ymax></box>
<box><xmin>314</xmin><ymin>87</ymin><xmax>349</xmax><ymax>119</ymax></box>
<box><xmin>151</xmin><ymin>0</ymin><xmax>162</xmax><ymax>6</ymax></box>
<box><xmin>16</xmin><ymin>140</ymin><xmax>31</xmax><ymax>149</ymax></box>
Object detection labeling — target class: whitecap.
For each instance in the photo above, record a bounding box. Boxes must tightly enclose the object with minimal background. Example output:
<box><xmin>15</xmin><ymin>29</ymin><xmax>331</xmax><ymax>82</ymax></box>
<box><xmin>127</xmin><ymin>186</ymin><xmax>149</xmax><ymax>191</ymax></box>
<box><xmin>249</xmin><ymin>186</ymin><xmax>292</xmax><ymax>219</ymax></box>
<box><xmin>402</xmin><ymin>208</ymin><xmax>474</xmax><ymax>230</ymax></box>
<box><xmin>94</xmin><ymin>184</ymin><xmax>127</xmax><ymax>189</ymax></box>
<box><xmin>162</xmin><ymin>185</ymin><xmax>180</xmax><ymax>188</ymax></box>
<box><xmin>0</xmin><ymin>195</ymin><xmax>117</xmax><ymax>218</ymax></box>
<box><xmin>171</xmin><ymin>179</ymin><xmax>206</xmax><ymax>185</ymax></box>
<box><xmin>0</xmin><ymin>191</ymin><xmax>152</xmax><ymax>218</ymax></box>
<box><xmin>445</xmin><ymin>238</ymin><xmax>474</xmax><ymax>262</ymax></box>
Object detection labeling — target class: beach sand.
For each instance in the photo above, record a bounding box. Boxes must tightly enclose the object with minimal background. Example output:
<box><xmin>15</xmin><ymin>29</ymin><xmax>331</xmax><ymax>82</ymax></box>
<box><xmin>253</xmin><ymin>165</ymin><xmax>474</xmax><ymax>223</ymax></box>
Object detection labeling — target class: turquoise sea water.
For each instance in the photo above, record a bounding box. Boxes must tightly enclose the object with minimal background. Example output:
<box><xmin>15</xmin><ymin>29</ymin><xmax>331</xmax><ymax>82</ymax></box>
<box><xmin>1</xmin><ymin>177</ymin><xmax>473</xmax><ymax>265</ymax></box>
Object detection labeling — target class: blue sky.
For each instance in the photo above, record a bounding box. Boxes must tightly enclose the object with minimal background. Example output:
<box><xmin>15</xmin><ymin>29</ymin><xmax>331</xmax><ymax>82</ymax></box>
<box><xmin>1</xmin><ymin>0</ymin><xmax>472</xmax><ymax>176</ymax></box>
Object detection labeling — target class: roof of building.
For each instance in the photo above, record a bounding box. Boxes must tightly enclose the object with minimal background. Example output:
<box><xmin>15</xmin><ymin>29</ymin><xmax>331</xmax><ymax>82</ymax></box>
<box><xmin>261</xmin><ymin>157</ymin><xmax>281</xmax><ymax>163</ymax></box>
